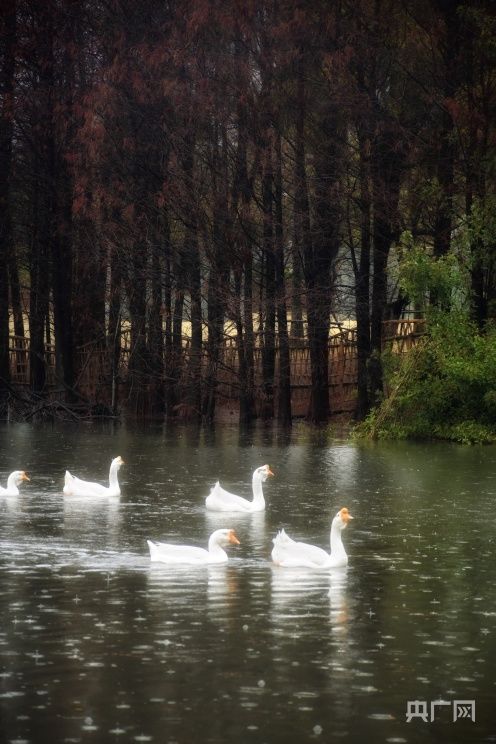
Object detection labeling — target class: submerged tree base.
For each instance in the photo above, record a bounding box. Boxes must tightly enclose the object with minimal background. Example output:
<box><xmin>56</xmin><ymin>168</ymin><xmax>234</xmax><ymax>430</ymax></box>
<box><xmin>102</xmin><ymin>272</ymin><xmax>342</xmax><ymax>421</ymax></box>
<box><xmin>0</xmin><ymin>389</ymin><xmax>117</xmax><ymax>423</ymax></box>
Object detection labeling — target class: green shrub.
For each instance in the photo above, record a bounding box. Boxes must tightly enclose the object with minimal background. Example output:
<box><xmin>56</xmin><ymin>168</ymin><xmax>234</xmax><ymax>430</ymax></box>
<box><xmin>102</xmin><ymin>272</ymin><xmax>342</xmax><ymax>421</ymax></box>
<box><xmin>355</xmin><ymin>246</ymin><xmax>496</xmax><ymax>445</ymax></box>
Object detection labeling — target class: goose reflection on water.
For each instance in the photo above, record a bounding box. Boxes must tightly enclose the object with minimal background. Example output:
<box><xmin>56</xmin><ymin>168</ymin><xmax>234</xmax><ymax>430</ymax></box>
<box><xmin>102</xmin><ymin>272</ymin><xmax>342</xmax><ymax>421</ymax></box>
<box><xmin>269</xmin><ymin>564</ymin><xmax>350</xmax><ymax>636</ymax></box>
<box><xmin>63</xmin><ymin>493</ymin><xmax>122</xmax><ymax>542</ymax></box>
<box><xmin>146</xmin><ymin>560</ymin><xmax>241</xmax><ymax>628</ymax></box>
<box><xmin>270</xmin><ymin>565</ymin><xmax>333</xmax><ymax>627</ymax></box>
<box><xmin>328</xmin><ymin>568</ymin><xmax>349</xmax><ymax>630</ymax></box>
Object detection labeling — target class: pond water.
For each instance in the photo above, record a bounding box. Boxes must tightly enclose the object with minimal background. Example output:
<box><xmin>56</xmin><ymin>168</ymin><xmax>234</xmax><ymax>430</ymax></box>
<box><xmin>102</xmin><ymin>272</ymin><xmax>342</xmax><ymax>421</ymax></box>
<box><xmin>0</xmin><ymin>422</ymin><xmax>495</xmax><ymax>744</ymax></box>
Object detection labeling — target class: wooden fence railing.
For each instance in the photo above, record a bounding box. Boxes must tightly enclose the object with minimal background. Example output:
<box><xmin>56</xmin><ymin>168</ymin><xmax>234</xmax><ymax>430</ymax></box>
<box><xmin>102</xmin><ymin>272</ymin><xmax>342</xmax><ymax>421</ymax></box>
<box><xmin>7</xmin><ymin>320</ymin><xmax>424</xmax><ymax>417</ymax></box>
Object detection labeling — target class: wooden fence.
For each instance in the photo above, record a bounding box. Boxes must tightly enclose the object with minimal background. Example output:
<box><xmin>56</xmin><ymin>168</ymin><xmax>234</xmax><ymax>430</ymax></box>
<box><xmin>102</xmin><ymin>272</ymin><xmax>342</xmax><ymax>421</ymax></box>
<box><xmin>7</xmin><ymin>319</ymin><xmax>425</xmax><ymax>419</ymax></box>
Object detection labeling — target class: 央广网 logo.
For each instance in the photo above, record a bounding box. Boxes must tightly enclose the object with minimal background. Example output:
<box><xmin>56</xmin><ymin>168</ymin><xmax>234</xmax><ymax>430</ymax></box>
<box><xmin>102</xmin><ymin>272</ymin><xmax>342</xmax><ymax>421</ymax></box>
<box><xmin>406</xmin><ymin>699</ymin><xmax>475</xmax><ymax>723</ymax></box>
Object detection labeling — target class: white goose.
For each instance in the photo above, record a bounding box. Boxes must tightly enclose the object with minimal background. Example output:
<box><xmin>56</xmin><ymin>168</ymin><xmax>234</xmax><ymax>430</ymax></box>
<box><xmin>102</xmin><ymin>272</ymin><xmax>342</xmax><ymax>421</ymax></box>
<box><xmin>0</xmin><ymin>471</ymin><xmax>30</xmax><ymax>496</ymax></box>
<box><xmin>271</xmin><ymin>507</ymin><xmax>354</xmax><ymax>569</ymax></box>
<box><xmin>205</xmin><ymin>464</ymin><xmax>274</xmax><ymax>512</ymax></box>
<box><xmin>63</xmin><ymin>456</ymin><xmax>124</xmax><ymax>497</ymax></box>
<box><xmin>147</xmin><ymin>529</ymin><xmax>240</xmax><ymax>565</ymax></box>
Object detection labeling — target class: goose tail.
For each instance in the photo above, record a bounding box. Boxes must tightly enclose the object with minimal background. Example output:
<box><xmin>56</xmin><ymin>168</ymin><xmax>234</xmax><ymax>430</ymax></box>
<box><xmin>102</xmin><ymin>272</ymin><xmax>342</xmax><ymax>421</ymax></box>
<box><xmin>147</xmin><ymin>540</ymin><xmax>160</xmax><ymax>561</ymax></box>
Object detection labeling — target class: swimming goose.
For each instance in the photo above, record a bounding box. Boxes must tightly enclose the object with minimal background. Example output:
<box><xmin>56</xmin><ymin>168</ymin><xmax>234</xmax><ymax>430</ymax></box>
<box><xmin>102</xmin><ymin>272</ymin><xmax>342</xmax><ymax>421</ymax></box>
<box><xmin>147</xmin><ymin>529</ymin><xmax>240</xmax><ymax>565</ymax></box>
<box><xmin>0</xmin><ymin>471</ymin><xmax>30</xmax><ymax>496</ymax></box>
<box><xmin>205</xmin><ymin>465</ymin><xmax>274</xmax><ymax>512</ymax></box>
<box><xmin>271</xmin><ymin>508</ymin><xmax>353</xmax><ymax>569</ymax></box>
<box><xmin>63</xmin><ymin>456</ymin><xmax>124</xmax><ymax>497</ymax></box>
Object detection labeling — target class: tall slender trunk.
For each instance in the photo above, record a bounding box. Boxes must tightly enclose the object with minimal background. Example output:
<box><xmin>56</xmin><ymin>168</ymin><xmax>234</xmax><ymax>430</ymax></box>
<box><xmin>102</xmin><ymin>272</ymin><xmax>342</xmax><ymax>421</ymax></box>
<box><xmin>203</xmin><ymin>128</ymin><xmax>229</xmax><ymax>422</ymax></box>
<box><xmin>355</xmin><ymin>125</ymin><xmax>372</xmax><ymax>419</ymax></box>
<box><xmin>8</xmin><ymin>254</ymin><xmax>24</xmax><ymax>337</ymax></box>
<box><xmin>232</xmin><ymin>30</ymin><xmax>255</xmax><ymax>423</ymax></box>
<box><xmin>163</xmin><ymin>213</ymin><xmax>173</xmax><ymax>411</ymax></box>
<box><xmin>204</xmin><ymin>259</ymin><xmax>225</xmax><ymax>422</ymax></box>
<box><xmin>73</xmin><ymin>192</ymin><xmax>106</xmax><ymax>351</ymax></box>
<box><xmin>168</xmin><ymin>267</ymin><xmax>184</xmax><ymax>419</ymax></box>
<box><xmin>304</xmin><ymin>107</ymin><xmax>342</xmax><ymax>423</ymax></box>
<box><xmin>0</xmin><ymin>0</ymin><xmax>16</xmax><ymax>392</ymax></box>
<box><xmin>148</xmin><ymin>236</ymin><xmax>164</xmax><ymax>415</ymax></box>
<box><xmin>241</xmin><ymin>252</ymin><xmax>255</xmax><ymax>423</ymax></box>
<box><xmin>37</xmin><ymin>5</ymin><xmax>75</xmax><ymax>399</ymax></box>
<box><xmin>51</xmin><ymin>162</ymin><xmax>75</xmax><ymax>397</ymax></box>
<box><xmin>108</xmin><ymin>234</ymin><xmax>122</xmax><ymax>413</ymax></box>
<box><xmin>433</xmin><ymin>0</ymin><xmax>459</xmax><ymax>259</ymax></box>
<box><xmin>29</xmin><ymin>153</ymin><xmax>49</xmax><ymax>394</ymax></box>
<box><xmin>274</xmin><ymin>129</ymin><xmax>291</xmax><ymax>425</ymax></box>
<box><xmin>369</xmin><ymin>127</ymin><xmax>402</xmax><ymax>403</ymax></box>
<box><xmin>185</xmin><ymin>220</ymin><xmax>202</xmax><ymax>420</ymax></box>
<box><xmin>168</xmin><ymin>127</ymin><xmax>199</xmax><ymax>420</ymax></box>
<box><xmin>291</xmin><ymin>55</ymin><xmax>307</xmax><ymax>342</ymax></box>
<box><xmin>261</xmin><ymin>143</ymin><xmax>276</xmax><ymax>420</ymax></box>
<box><xmin>127</xmin><ymin>234</ymin><xmax>148</xmax><ymax>401</ymax></box>
<box><xmin>464</xmin><ymin>19</ymin><xmax>490</xmax><ymax>328</ymax></box>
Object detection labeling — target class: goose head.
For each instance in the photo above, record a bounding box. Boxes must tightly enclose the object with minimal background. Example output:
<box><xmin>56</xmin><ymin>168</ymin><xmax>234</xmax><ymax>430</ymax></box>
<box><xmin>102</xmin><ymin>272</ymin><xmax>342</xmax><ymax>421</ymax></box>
<box><xmin>334</xmin><ymin>507</ymin><xmax>354</xmax><ymax>530</ymax></box>
<box><xmin>211</xmin><ymin>528</ymin><xmax>241</xmax><ymax>547</ymax></box>
<box><xmin>11</xmin><ymin>471</ymin><xmax>30</xmax><ymax>486</ymax></box>
<box><xmin>112</xmin><ymin>456</ymin><xmax>125</xmax><ymax>469</ymax></box>
<box><xmin>254</xmin><ymin>464</ymin><xmax>274</xmax><ymax>483</ymax></box>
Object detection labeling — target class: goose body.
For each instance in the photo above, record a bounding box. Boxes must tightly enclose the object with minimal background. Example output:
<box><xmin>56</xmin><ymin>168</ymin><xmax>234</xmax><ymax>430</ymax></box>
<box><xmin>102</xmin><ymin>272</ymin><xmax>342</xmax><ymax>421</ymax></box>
<box><xmin>147</xmin><ymin>529</ymin><xmax>240</xmax><ymax>565</ymax></box>
<box><xmin>0</xmin><ymin>471</ymin><xmax>30</xmax><ymax>496</ymax></box>
<box><xmin>205</xmin><ymin>465</ymin><xmax>274</xmax><ymax>512</ymax></box>
<box><xmin>63</xmin><ymin>456</ymin><xmax>124</xmax><ymax>497</ymax></box>
<box><xmin>271</xmin><ymin>508</ymin><xmax>353</xmax><ymax>569</ymax></box>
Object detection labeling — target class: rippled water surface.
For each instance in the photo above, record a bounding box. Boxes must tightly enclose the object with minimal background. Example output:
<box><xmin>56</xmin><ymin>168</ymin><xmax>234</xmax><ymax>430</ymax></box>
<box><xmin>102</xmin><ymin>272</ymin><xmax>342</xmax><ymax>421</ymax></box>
<box><xmin>0</xmin><ymin>422</ymin><xmax>495</xmax><ymax>744</ymax></box>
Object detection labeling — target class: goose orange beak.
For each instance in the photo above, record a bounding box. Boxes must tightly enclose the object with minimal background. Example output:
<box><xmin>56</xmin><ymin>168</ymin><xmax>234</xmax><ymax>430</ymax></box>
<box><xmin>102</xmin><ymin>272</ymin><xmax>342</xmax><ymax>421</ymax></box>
<box><xmin>21</xmin><ymin>472</ymin><xmax>30</xmax><ymax>482</ymax></box>
<box><xmin>340</xmin><ymin>507</ymin><xmax>353</xmax><ymax>523</ymax></box>
<box><xmin>228</xmin><ymin>530</ymin><xmax>240</xmax><ymax>545</ymax></box>
<box><xmin>266</xmin><ymin>465</ymin><xmax>274</xmax><ymax>477</ymax></box>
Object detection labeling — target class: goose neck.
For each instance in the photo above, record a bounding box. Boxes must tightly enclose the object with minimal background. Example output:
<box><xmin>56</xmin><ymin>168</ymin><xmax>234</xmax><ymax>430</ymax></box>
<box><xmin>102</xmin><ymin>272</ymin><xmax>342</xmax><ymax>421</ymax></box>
<box><xmin>109</xmin><ymin>463</ymin><xmax>120</xmax><ymax>489</ymax></box>
<box><xmin>207</xmin><ymin>536</ymin><xmax>228</xmax><ymax>562</ymax></box>
<box><xmin>251</xmin><ymin>476</ymin><xmax>265</xmax><ymax>505</ymax></box>
<box><xmin>6</xmin><ymin>474</ymin><xmax>19</xmax><ymax>495</ymax></box>
<box><xmin>330</xmin><ymin>522</ymin><xmax>346</xmax><ymax>558</ymax></box>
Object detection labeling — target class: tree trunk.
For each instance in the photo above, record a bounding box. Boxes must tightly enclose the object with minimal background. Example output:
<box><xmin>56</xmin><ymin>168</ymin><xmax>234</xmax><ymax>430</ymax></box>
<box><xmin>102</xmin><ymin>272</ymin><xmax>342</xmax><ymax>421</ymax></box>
<box><xmin>433</xmin><ymin>0</ymin><xmax>459</xmax><ymax>259</ymax></box>
<box><xmin>0</xmin><ymin>0</ymin><xmax>16</xmax><ymax>393</ymax></box>
<box><xmin>148</xmin><ymin>237</ymin><xmax>164</xmax><ymax>415</ymax></box>
<box><xmin>163</xmin><ymin>213</ymin><xmax>173</xmax><ymax>413</ymax></box>
<box><xmin>304</xmin><ymin>107</ymin><xmax>342</xmax><ymax>423</ymax></box>
<box><xmin>232</xmin><ymin>35</ymin><xmax>255</xmax><ymax>423</ymax></box>
<box><xmin>8</xmin><ymin>255</ymin><xmax>24</xmax><ymax>338</ymax></box>
<box><xmin>39</xmin><ymin>4</ymin><xmax>75</xmax><ymax>399</ymax></box>
<box><xmin>355</xmin><ymin>125</ymin><xmax>372</xmax><ymax>420</ymax></box>
<box><xmin>464</xmin><ymin>14</ymin><xmax>490</xmax><ymax>328</ymax></box>
<box><xmin>291</xmin><ymin>55</ymin><xmax>308</xmax><ymax>343</ymax></box>
<box><xmin>274</xmin><ymin>129</ymin><xmax>292</xmax><ymax>425</ymax></box>
<box><xmin>369</xmin><ymin>127</ymin><xmax>403</xmax><ymax>404</ymax></box>
<box><xmin>203</xmin><ymin>128</ymin><xmax>229</xmax><ymax>422</ymax></box>
<box><xmin>108</xmin><ymin>235</ymin><xmax>122</xmax><ymax>414</ymax></box>
<box><xmin>241</xmin><ymin>255</ymin><xmax>256</xmax><ymax>423</ymax></box>
<box><xmin>29</xmin><ymin>153</ymin><xmax>50</xmax><ymax>395</ymax></box>
<box><xmin>261</xmin><ymin>143</ymin><xmax>276</xmax><ymax>420</ymax></box>
<box><xmin>185</xmin><ymin>221</ymin><xmax>202</xmax><ymax>420</ymax></box>
<box><xmin>167</xmin><ymin>240</ymin><xmax>185</xmax><ymax>419</ymax></box>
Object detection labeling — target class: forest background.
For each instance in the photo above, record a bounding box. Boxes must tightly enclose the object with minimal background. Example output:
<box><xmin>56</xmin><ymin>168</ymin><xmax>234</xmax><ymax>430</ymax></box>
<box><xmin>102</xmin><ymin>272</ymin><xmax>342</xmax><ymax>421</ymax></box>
<box><xmin>0</xmin><ymin>0</ymin><xmax>495</xmax><ymax>436</ymax></box>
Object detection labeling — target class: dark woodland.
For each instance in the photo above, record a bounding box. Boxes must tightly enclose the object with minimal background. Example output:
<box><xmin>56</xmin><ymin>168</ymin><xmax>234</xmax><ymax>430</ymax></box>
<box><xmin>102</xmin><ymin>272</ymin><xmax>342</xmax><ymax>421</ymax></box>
<box><xmin>0</xmin><ymin>0</ymin><xmax>495</xmax><ymax>426</ymax></box>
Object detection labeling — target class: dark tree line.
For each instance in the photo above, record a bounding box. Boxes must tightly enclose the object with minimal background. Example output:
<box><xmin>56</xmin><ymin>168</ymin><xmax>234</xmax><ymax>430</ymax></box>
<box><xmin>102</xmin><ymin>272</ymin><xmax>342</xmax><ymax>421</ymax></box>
<box><xmin>0</xmin><ymin>0</ymin><xmax>495</xmax><ymax>423</ymax></box>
